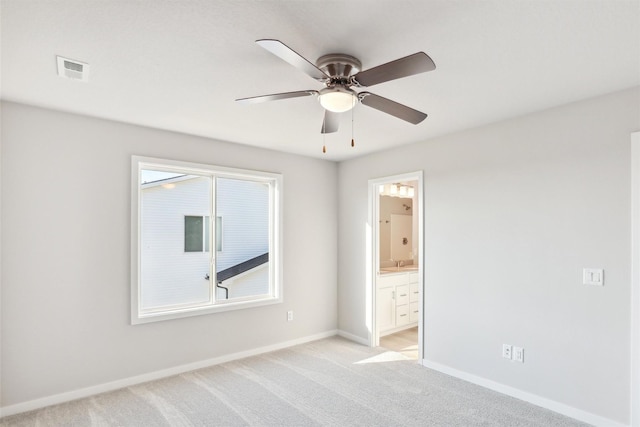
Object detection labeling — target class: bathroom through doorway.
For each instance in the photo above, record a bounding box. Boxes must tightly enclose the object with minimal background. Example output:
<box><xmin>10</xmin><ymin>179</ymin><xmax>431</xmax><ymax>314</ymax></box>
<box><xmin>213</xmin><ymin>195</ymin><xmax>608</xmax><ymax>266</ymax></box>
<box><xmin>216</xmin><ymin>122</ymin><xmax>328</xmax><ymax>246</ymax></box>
<box><xmin>369</xmin><ymin>171</ymin><xmax>424</xmax><ymax>362</ymax></box>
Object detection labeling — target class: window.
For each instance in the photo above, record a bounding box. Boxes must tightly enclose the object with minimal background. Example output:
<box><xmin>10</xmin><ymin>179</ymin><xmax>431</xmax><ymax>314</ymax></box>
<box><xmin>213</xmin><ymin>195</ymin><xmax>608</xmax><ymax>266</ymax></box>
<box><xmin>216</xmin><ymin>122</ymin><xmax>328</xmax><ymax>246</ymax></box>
<box><xmin>184</xmin><ymin>215</ymin><xmax>209</xmax><ymax>252</ymax></box>
<box><xmin>131</xmin><ymin>156</ymin><xmax>282</xmax><ymax>324</ymax></box>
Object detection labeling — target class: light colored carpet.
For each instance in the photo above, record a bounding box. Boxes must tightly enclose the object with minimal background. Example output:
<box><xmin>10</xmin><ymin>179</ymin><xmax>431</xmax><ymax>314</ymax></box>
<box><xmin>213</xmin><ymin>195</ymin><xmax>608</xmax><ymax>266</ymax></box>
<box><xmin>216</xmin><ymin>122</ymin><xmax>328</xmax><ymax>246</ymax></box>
<box><xmin>1</xmin><ymin>336</ymin><xmax>589</xmax><ymax>426</ymax></box>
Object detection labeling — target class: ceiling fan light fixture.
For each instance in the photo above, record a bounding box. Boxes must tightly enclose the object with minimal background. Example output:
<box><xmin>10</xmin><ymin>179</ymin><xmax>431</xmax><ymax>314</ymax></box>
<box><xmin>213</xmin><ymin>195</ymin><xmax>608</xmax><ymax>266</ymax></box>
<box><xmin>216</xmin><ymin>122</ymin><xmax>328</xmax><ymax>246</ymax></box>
<box><xmin>239</xmin><ymin>39</ymin><xmax>435</xmax><ymax>139</ymax></box>
<box><xmin>319</xmin><ymin>87</ymin><xmax>356</xmax><ymax>113</ymax></box>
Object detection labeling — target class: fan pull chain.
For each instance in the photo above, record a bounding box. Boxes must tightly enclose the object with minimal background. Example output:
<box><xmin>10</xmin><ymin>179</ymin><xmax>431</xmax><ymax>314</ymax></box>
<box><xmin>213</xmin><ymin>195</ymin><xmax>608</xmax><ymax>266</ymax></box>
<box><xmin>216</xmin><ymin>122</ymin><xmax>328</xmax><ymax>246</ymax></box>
<box><xmin>351</xmin><ymin>106</ymin><xmax>355</xmax><ymax>148</ymax></box>
<box><xmin>322</xmin><ymin>117</ymin><xmax>327</xmax><ymax>154</ymax></box>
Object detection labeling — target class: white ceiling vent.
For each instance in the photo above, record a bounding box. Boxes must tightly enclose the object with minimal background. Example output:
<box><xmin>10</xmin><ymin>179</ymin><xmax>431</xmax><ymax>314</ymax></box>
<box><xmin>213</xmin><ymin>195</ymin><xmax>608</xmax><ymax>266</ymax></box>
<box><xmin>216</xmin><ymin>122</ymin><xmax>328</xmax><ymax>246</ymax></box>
<box><xmin>56</xmin><ymin>56</ymin><xmax>89</xmax><ymax>82</ymax></box>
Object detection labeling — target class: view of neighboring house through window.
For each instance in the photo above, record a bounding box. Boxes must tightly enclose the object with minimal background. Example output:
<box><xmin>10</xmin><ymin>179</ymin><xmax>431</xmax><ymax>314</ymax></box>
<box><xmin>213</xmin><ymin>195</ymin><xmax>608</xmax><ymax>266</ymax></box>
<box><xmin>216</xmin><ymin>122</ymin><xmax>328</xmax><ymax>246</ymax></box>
<box><xmin>131</xmin><ymin>157</ymin><xmax>282</xmax><ymax>324</ymax></box>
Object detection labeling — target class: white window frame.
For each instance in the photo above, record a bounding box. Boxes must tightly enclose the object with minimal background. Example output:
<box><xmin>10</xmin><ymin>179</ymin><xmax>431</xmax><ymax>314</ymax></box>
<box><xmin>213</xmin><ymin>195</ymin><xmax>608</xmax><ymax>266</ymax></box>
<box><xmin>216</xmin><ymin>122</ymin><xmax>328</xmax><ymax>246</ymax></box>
<box><xmin>131</xmin><ymin>156</ymin><xmax>283</xmax><ymax>324</ymax></box>
<box><xmin>215</xmin><ymin>215</ymin><xmax>223</xmax><ymax>253</ymax></box>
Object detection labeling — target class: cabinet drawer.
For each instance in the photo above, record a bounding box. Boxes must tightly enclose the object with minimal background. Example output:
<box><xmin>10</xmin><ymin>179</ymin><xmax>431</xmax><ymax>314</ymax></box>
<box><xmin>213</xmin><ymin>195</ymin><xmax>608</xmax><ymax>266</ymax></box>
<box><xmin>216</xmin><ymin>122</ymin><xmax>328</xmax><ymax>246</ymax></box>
<box><xmin>396</xmin><ymin>284</ymin><xmax>409</xmax><ymax>306</ymax></box>
<box><xmin>410</xmin><ymin>283</ymin><xmax>419</xmax><ymax>303</ymax></box>
<box><xmin>409</xmin><ymin>272</ymin><xmax>419</xmax><ymax>283</ymax></box>
<box><xmin>409</xmin><ymin>302</ymin><xmax>419</xmax><ymax>322</ymax></box>
<box><xmin>396</xmin><ymin>304</ymin><xmax>410</xmax><ymax>325</ymax></box>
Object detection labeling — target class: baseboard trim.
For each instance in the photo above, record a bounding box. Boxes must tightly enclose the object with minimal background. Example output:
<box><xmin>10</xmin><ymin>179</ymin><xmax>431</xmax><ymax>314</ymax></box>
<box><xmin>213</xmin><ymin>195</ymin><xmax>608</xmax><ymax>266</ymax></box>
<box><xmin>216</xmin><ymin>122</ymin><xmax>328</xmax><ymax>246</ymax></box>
<box><xmin>336</xmin><ymin>329</ymin><xmax>370</xmax><ymax>346</ymax></box>
<box><xmin>422</xmin><ymin>358</ymin><xmax>627</xmax><ymax>427</ymax></box>
<box><xmin>0</xmin><ymin>330</ymin><xmax>338</xmax><ymax>418</ymax></box>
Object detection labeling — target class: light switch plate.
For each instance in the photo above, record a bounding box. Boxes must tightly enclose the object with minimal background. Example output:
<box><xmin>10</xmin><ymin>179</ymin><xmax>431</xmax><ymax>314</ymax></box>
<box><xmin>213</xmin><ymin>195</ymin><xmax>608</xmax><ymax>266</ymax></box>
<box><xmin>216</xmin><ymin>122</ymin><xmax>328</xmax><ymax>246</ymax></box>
<box><xmin>513</xmin><ymin>346</ymin><xmax>524</xmax><ymax>363</ymax></box>
<box><xmin>583</xmin><ymin>268</ymin><xmax>604</xmax><ymax>286</ymax></box>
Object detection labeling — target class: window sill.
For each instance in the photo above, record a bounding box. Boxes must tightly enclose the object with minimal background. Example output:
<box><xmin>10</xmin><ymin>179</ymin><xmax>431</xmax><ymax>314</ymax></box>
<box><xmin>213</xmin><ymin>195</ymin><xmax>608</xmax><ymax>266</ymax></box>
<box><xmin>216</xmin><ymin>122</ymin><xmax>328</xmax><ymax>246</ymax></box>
<box><xmin>132</xmin><ymin>295</ymin><xmax>283</xmax><ymax>325</ymax></box>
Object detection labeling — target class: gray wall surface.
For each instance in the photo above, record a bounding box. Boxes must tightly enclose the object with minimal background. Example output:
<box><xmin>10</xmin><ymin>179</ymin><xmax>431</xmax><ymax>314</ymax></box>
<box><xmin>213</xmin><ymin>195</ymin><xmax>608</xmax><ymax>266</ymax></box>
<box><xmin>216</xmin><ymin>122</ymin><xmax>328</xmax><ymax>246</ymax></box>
<box><xmin>337</xmin><ymin>87</ymin><xmax>640</xmax><ymax>424</ymax></box>
<box><xmin>0</xmin><ymin>102</ymin><xmax>338</xmax><ymax>407</ymax></box>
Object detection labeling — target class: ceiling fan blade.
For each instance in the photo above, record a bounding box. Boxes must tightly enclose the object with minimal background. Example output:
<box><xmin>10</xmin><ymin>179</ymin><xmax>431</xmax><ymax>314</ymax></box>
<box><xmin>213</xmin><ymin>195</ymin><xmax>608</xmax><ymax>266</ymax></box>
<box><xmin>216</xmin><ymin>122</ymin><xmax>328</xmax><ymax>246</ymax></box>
<box><xmin>353</xmin><ymin>52</ymin><xmax>436</xmax><ymax>87</ymax></box>
<box><xmin>236</xmin><ymin>90</ymin><xmax>318</xmax><ymax>104</ymax></box>
<box><xmin>256</xmin><ymin>39</ymin><xmax>329</xmax><ymax>82</ymax></box>
<box><xmin>359</xmin><ymin>92</ymin><xmax>427</xmax><ymax>124</ymax></box>
<box><xmin>321</xmin><ymin>110</ymin><xmax>339</xmax><ymax>134</ymax></box>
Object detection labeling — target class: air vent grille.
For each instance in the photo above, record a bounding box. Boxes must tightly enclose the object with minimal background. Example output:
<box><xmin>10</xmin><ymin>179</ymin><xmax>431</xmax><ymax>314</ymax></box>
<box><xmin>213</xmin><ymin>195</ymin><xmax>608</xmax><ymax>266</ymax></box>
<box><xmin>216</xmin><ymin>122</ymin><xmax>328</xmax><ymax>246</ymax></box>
<box><xmin>64</xmin><ymin>60</ymin><xmax>83</xmax><ymax>72</ymax></box>
<box><xmin>56</xmin><ymin>56</ymin><xmax>89</xmax><ymax>82</ymax></box>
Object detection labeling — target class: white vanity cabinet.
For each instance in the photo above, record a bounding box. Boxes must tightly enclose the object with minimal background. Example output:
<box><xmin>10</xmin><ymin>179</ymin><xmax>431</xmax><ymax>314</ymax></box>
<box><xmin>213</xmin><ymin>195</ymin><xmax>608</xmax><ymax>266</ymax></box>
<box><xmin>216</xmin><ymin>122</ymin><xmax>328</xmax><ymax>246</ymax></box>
<box><xmin>376</xmin><ymin>286</ymin><xmax>396</xmax><ymax>331</ymax></box>
<box><xmin>377</xmin><ymin>271</ymin><xmax>419</xmax><ymax>335</ymax></box>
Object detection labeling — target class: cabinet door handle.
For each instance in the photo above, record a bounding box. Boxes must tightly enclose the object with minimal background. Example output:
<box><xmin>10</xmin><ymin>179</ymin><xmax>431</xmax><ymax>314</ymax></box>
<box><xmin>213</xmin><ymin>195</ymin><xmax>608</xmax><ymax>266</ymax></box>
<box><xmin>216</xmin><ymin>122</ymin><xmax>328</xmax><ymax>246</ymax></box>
<box><xmin>400</xmin><ymin>314</ymin><xmax>407</xmax><ymax>317</ymax></box>
<box><xmin>400</xmin><ymin>293</ymin><xmax>407</xmax><ymax>297</ymax></box>
<box><xmin>392</xmin><ymin>291</ymin><xmax>395</xmax><ymax>299</ymax></box>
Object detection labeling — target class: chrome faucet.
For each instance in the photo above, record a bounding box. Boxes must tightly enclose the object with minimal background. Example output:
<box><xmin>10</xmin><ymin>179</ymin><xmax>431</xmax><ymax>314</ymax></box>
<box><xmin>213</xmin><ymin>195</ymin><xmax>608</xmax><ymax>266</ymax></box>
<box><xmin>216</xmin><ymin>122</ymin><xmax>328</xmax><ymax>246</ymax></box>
<box><xmin>390</xmin><ymin>259</ymin><xmax>404</xmax><ymax>268</ymax></box>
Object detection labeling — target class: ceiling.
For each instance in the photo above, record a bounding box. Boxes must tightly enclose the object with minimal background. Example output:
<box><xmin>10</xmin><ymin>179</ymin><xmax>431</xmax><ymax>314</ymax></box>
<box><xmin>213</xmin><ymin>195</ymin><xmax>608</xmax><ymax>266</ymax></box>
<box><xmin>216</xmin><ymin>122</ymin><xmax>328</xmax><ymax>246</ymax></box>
<box><xmin>1</xmin><ymin>1</ymin><xmax>639</xmax><ymax>161</ymax></box>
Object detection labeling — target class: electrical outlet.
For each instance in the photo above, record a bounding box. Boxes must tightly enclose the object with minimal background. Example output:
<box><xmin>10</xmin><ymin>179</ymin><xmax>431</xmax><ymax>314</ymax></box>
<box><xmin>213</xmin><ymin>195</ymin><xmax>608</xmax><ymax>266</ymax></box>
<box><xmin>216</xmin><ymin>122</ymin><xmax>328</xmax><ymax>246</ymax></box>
<box><xmin>502</xmin><ymin>344</ymin><xmax>512</xmax><ymax>359</ymax></box>
<box><xmin>513</xmin><ymin>346</ymin><xmax>524</xmax><ymax>363</ymax></box>
<box><xmin>583</xmin><ymin>268</ymin><xmax>604</xmax><ymax>286</ymax></box>
<box><xmin>287</xmin><ymin>310</ymin><xmax>293</xmax><ymax>322</ymax></box>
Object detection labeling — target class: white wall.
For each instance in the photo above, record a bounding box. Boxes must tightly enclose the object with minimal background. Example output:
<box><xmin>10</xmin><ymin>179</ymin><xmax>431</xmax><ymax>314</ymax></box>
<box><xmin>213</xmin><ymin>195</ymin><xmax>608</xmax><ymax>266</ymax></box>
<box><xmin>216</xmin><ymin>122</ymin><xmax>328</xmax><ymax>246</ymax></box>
<box><xmin>338</xmin><ymin>87</ymin><xmax>640</xmax><ymax>424</ymax></box>
<box><xmin>0</xmin><ymin>101</ymin><xmax>338</xmax><ymax>408</ymax></box>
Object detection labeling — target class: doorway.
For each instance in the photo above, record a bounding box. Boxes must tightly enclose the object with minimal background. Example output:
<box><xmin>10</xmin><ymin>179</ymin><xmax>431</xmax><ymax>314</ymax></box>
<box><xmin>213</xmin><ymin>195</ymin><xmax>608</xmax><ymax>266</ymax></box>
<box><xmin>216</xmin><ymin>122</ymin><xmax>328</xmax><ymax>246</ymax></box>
<box><xmin>369</xmin><ymin>171</ymin><xmax>424</xmax><ymax>362</ymax></box>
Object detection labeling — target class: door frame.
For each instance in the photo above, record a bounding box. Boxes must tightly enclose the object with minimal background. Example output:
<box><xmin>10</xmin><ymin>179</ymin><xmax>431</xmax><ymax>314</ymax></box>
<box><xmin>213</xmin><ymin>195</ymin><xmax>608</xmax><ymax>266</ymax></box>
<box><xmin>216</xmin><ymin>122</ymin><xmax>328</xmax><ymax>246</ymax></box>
<box><xmin>368</xmin><ymin>171</ymin><xmax>424</xmax><ymax>361</ymax></box>
<box><xmin>631</xmin><ymin>131</ymin><xmax>640</xmax><ymax>426</ymax></box>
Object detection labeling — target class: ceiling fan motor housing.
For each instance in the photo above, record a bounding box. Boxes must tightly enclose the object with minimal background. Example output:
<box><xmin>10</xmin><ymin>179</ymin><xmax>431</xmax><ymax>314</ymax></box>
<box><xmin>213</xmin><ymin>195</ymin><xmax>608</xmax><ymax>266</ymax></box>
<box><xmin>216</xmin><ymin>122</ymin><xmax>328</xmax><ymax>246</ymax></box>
<box><xmin>316</xmin><ymin>53</ymin><xmax>362</xmax><ymax>79</ymax></box>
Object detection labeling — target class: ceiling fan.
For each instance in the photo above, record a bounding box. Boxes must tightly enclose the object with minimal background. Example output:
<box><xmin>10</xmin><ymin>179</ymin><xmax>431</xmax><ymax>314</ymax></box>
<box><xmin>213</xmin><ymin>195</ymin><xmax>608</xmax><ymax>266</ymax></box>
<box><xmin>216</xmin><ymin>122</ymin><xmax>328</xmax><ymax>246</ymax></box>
<box><xmin>236</xmin><ymin>39</ymin><xmax>436</xmax><ymax>136</ymax></box>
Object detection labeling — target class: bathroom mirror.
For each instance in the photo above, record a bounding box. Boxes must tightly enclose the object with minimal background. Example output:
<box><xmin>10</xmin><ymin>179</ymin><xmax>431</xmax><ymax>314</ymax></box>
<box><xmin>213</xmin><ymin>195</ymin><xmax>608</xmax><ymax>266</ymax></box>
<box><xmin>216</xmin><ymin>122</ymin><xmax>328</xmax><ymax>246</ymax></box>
<box><xmin>390</xmin><ymin>214</ymin><xmax>413</xmax><ymax>260</ymax></box>
<box><xmin>378</xmin><ymin>180</ymin><xmax>418</xmax><ymax>270</ymax></box>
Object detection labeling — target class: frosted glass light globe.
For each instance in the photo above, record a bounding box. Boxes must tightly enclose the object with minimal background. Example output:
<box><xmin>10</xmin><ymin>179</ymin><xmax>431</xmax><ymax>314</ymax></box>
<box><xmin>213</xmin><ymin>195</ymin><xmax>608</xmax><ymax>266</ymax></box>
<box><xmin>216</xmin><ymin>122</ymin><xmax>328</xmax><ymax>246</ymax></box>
<box><xmin>319</xmin><ymin>88</ymin><xmax>356</xmax><ymax>113</ymax></box>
